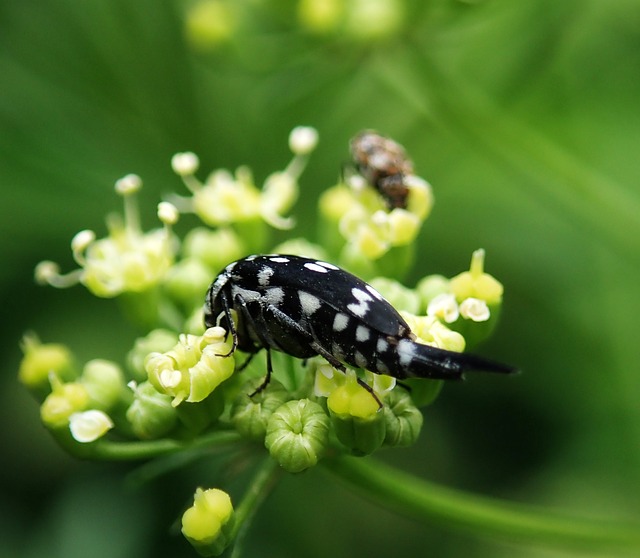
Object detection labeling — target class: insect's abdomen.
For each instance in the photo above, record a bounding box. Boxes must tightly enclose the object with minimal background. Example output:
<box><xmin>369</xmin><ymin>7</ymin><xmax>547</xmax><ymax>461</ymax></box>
<box><xmin>313</xmin><ymin>301</ymin><xmax>515</xmax><ymax>380</ymax></box>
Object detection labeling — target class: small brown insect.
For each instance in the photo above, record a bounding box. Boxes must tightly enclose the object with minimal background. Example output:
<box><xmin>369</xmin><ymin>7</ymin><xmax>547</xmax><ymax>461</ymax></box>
<box><xmin>349</xmin><ymin>130</ymin><xmax>414</xmax><ymax>209</ymax></box>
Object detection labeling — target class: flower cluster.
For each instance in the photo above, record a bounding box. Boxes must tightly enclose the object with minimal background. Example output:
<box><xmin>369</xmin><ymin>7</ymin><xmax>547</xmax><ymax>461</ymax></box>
<box><xmin>19</xmin><ymin>127</ymin><xmax>508</xmax><ymax>555</ymax></box>
<box><xmin>182</xmin><ymin>0</ymin><xmax>409</xmax><ymax>51</ymax></box>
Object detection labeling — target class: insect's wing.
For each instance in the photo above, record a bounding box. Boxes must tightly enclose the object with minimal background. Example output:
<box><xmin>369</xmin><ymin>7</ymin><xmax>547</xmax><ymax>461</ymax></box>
<box><xmin>274</xmin><ymin>258</ymin><xmax>410</xmax><ymax>337</ymax></box>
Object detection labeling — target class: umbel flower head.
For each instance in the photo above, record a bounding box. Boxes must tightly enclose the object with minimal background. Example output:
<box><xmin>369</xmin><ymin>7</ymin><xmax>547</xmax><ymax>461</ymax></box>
<box><xmin>18</xmin><ymin>126</ymin><xmax>519</xmax><ymax>556</ymax></box>
<box><xmin>171</xmin><ymin>126</ymin><xmax>318</xmax><ymax>232</ymax></box>
<box><xmin>35</xmin><ymin>175</ymin><xmax>179</xmax><ymax>298</ymax></box>
<box><xmin>320</xmin><ymin>175</ymin><xmax>433</xmax><ymax>263</ymax></box>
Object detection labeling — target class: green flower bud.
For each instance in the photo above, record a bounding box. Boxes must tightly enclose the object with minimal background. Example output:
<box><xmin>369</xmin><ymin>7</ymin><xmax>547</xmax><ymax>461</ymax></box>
<box><xmin>368</xmin><ymin>277</ymin><xmax>420</xmax><ymax>313</ymax></box>
<box><xmin>146</xmin><ymin>327</ymin><xmax>234</xmax><ymax>406</ymax></box>
<box><xmin>344</xmin><ymin>0</ymin><xmax>405</xmax><ymax>41</ymax></box>
<box><xmin>382</xmin><ymin>389</ymin><xmax>423</xmax><ymax>447</ymax></box>
<box><xmin>182</xmin><ymin>227</ymin><xmax>246</xmax><ymax>273</ymax></box>
<box><xmin>230</xmin><ymin>379</ymin><xmax>291</xmax><ymax>441</ymax></box>
<box><xmin>184</xmin><ymin>307</ymin><xmax>206</xmax><ymax>335</ymax></box>
<box><xmin>416</xmin><ymin>274</ymin><xmax>451</xmax><ymax>311</ymax></box>
<box><xmin>449</xmin><ymin>249</ymin><xmax>503</xmax><ymax>305</ymax></box>
<box><xmin>271</xmin><ymin>238</ymin><xmax>328</xmax><ymax>261</ymax></box>
<box><xmin>330</xmin><ymin>406</ymin><xmax>385</xmax><ymax>456</ymax></box>
<box><xmin>321</xmin><ymin>369</ymin><xmax>388</xmax><ymax>456</ymax></box>
<box><xmin>18</xmin><ymin>334</ymin><xmax>76</xmax><ymax>396</ymax></box>
<box><xmin>182</xmin><ymin>487</ymin><xmax>235</xmax><ymax>557</ymax></box>
<box><xmin>126</xmin><ymin>381</ymin><xmax>178</xmax><ymax>439</ymax></box>
<box><xmin>185</xmin><ymin>1</ymin><xmax>237</xmax><ymax>50</ymax></box>
<box><xmin>81</xmin><ymin>359</ymin><xmax>125</xmax><ymax>411</ymax></box>
<box><xmin>265</xmin><ymin>399</ymin><xmax>329</xmax><ymax>473</ymax></box>
<box><xmin>127</xmin><ymin>329</ymin><xmax>179</xmax><ymax>382</ymax></box>
<box><xmin>319</xmin><ymin>184</ymin><xmax>353</xmax><ymax>223</ymax></box>
<box><xmin>298</xmin><ymin>0</ymin><xmax>344</xmax><ymax>34</ymax></box>
<box><xmin>163</xmin><ymin>257</ymin><xmax>213</xmax><ymax>311</ymax></box>
<box><xmin>175</xmin><ymin>388</ymin><xmax>226</xmax><ymax>436</ymax></box>
<box><xmin>326</xmin><ymin>370</ymin><xmax>381</xmax><ymax>419</ymax></box>
<box><xmin>40</xmin><ymin>376</ymin><xmax>90</xmax><ymax>429</ymax></box>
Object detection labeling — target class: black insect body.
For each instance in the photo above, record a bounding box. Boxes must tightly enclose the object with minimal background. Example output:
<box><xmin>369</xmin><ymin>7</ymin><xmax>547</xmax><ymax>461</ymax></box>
<box><xmin>204</xmin><ymin>255</ymin><xmax>516</xmax><ymax>400</ymax></box>
<box><xmin>349</xmin><ymin>130</ymin><xmax>414</xmax><ymax>210</ymax></box>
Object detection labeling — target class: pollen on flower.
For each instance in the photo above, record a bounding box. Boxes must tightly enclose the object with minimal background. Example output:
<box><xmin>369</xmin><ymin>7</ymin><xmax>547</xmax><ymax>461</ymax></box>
<box><xmin>159</xmin><ymin>368</ymin><xmax>183</xmax><ymax>390</ymax></box>
<box><xmin>34</xmin><ymin>261</ymin><xmax>60</xmax><ymax>285</ymax></box>
<box><xmin>427</xmin><ymin>293</ymin><xmax>460</xmax><ymax>323</ymax></box>
<box><xmin>71</xmin><ymin>230</ymin><xmax>96</xmax><ymax>257</ymax></box>
<box><xmin>157</xmin><ymin>201</ymin><xmax>179</xmax><ymax>225</ymax></box>
<box><xmin>171</xmin><ymin>152</ymin><xmax>200</xmax><ymax>176</ymax></box>
<box><xmin>401</xmin><ymin>311</ymin><xmax>466</xmax><ymax>353</ymax></box>
<box><xmin>203</xmin><ymin>326</ymin><xmax>227</xmax><ymax>343</ymax></box>
<box><xmin>459</xmin><ymin>297</ymin><xmax>491</xmax><ymax>322</ymax></box>
<box><xmin>69</xmin><ymin>409</ymin><xmax>114</xmax><ymax>443</ymax></box>
<box><xmin>115</xmin><ymin>174</ymin><xmax>142</xmax><ymax>195</ymax></box>
<box><xmin>289</xmin><ymin>126</ymin><xmax>319</xmax><ymax>155</ymax></box>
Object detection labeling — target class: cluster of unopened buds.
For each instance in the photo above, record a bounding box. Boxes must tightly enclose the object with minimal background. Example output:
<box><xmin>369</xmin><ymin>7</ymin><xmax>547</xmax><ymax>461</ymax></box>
<box><xmin>19</xmin><ymin>127</ymin><xmax>507</xmax><ymax>556</ymax></box>
<box><xmin>183</xmin><ymin>0</ymin><xmax>409</xmax><ymax>52</ymax></box>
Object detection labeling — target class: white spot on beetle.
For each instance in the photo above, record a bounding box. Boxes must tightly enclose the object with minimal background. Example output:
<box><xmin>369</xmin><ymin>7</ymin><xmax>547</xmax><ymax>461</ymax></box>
<box><xmin>316</xmin><ymin>261</ymin><xmax>339</xmax><ymax>270</ymax></box>
<box><xmin>263</xmin><ymin>287</ymin><xmax>284</xmax><ymax>306</ymax></box>
<box><xmin>304</xmin><ymin>262</ymin><xmax>329</xmax><ymax>273</ymax></box>
<box><xmin>333</xmin><ymin>313</ymin><xmax>349</xmax><ymax>332</ymax></box>
<box><xmin>331</xmin><ymin>342</ymin><xmax>345</xmax><ymax>361</ymax></box>
<box><xmin>397</xmin><ymin>338</ymin><xmax>416</xmax><ymax>366</ymax></box>
<box><xmin>269</xmin><ymin>256</ymin><xmax>290</xmax><ymax>263</ymax></box>
<box><xmin>354</xmin><ymin>350</ymin><xmax>367</xmax><ymax>369</ymax></box>
<box><xmin>376</xmin><ymin>337</ymin><xmax>389</xmax><ymax>353</ymax></box>
<box><xmin>366</xmin><ymin>284</ymin><xmax>384</xmax><ymax>301</ymax></box>
<box><xmin>347</xmin><ymin>287</ymin><xmax>373</xmax><ymax>317</ymax></box>
<box><xmin>376</xmin><ymin>359</ymin><xmax>390</xmax><ymax>374</ymax></box>
<box><xmin>355</xmin><ymin>325</ymin><xmax>371</xmax><ymax>342</ymax></box>
<box><xmin>232</xmin><ymin>285</ymin><xmax>261</xmax><ymax>303</ymax></box>
<box><xmin>258</xmin><ymin>265</ymin><xmax>274</xmax><ymax>286</ymax></box>
<box><xmin>299</xmin><ymin>291</ymin><xmax>321</xmax><ymax>315</ymax></box>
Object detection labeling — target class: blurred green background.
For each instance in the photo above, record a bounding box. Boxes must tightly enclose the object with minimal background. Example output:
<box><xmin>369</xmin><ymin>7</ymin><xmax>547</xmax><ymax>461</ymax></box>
<box><xmin>1</xmin><ymin>0</ymin><xmax>639</xmax><ymax>557</ymax></box>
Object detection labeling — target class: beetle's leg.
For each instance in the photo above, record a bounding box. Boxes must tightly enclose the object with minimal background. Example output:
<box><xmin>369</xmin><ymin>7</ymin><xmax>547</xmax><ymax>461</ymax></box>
<box><xmin>214</xmin><ymin>290</ymin><xmax>238</xmax><ymax>358</ymax></box>
<box><xmin>231</xmin><ymin>294</ymin><xmax>281</xmax><ymax>396</ymax></box>
<box><xmin>266</xmin><ymin>305</ymin><xmax>383</xmax><ymax>409</ymax></box>
<box><xmin>248</xmin><ymin>348</ymin><xmax>274</xmax><ymax>397</ymax></box>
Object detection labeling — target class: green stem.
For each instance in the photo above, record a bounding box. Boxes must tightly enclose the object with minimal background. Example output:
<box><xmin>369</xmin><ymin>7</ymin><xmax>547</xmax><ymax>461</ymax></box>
<box><xmin>230</xmin><ymin>457</ymin><xmax>281</xmax><ymax>558</ymax></box>
<box><xmin>323</xmin><ymin>456</ymin><xmax>640</xmax><ymax>554</ymax></box>
<box><xmin>57</xmin><ymin>430</ymin><xmax>242</xmax><ymax>461</ymax></box>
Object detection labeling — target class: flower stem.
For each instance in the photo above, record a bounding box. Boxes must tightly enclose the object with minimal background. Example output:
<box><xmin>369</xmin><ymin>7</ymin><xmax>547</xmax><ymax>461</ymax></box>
<box><xmin>323</xmin><ymin>456</ymin><xmax>640</xmax><ymax>554</ymax></box>
<box><xmin>57</xmin><ymin>430</ymin><xmax>242</xmax><ymax>461</ymax></box>
<box><xmin>230</xmin><ymin>457</ymin><xmax>281</xmax><ymax>558</ymax></box>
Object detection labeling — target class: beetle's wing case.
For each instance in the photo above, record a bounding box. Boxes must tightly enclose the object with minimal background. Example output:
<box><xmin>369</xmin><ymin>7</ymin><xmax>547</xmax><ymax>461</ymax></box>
<box><xmin>243</xmin><ymin>255</ymin><xmax>410</xmax><ymax>338</ymax></box>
